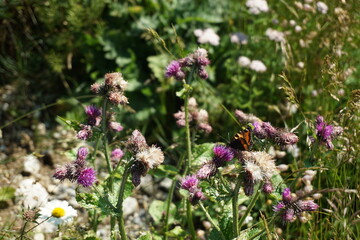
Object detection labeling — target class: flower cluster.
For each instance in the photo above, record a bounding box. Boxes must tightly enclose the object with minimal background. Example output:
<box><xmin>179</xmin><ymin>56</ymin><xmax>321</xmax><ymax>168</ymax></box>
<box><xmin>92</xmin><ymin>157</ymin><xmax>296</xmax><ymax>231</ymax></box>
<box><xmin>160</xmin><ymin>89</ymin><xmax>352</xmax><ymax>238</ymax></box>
<box><xmin>252</xmin><ymin>121</ymin><xmax>299</xmax><ymax>146</ymax></box>
<box><xmin>165</xmin><ymin>48</ymin><xmax>210</xmax><ymax>81</ymax></box>
<box><xmin>237</xmin><ymin>56</ymin><xmax>267</xmax><ymax>73</ymax></box>
<box><xmin>127</xmin><ymin>130</ymin><xmax>165</xmax><ymax>186</ymax></box>
<box><xmin>235</xmin><ymin>109</ymin><xmax>262</xmax><ymax>123</ymax></box>
<box><xmin>312</xmin><ymin>115</ymin><xmax>343</xmax><ymax>150</ymax></box>
<box><xmin>273</xmin><ymin>188</ymin><xmax>319</xmax><ymax>223</ymax></box>
<box><xmin>265</xmin><ymin>28</ymin><xmax>285</xmax><ymax>43</ymax></box>
<box><xmin>240</xmin><ymin>151</ymin><xmax>277</xmax><ymax>196</ymax></box>
<box><xmin>246</xmin><ymin>0</ymin><xmax>269</xmax><ymax>15</ymax></box>
<box><xmin>53</xmin><ymin>147</ymin><xmax>96</xmax><ymax>187</ymax></box>
<box><xmin>180</xmin><ymin>175</ymin><xmax>206</xmax><ymax>205</ymax></box>
<box><xmin>194</xmin><ymin>28</ymin><xmax>220</xmax><ymax>46</ymax></box>
<box><xmin>76</xmin><ymin>104</ymin><xmax>124</xmax><ymax>141</ymax></box>
<box><xmin>196</xmin><ymin>145</ymin><xmax>234</xmax><ymax>180</ymax></box>
<box><xmin>174</xmin><ymin>97</ymin><xmax>212</xmax><ymax>133</ymax></box>
<box><xmin>91</xmin><ymin>72</ymin><xmax>129</xmax><ymax>105</ymax></box>
<box><xmin>111</xmin><ymin>148</ymin><xmax>124</xmax><ymax>168</ymax></box>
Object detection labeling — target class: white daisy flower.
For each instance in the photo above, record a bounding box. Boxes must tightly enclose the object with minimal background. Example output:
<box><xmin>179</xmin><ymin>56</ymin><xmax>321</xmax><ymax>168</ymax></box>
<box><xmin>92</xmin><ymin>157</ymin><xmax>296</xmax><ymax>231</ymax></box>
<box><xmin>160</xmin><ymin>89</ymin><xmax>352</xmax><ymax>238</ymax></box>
<box><xmin>39</xmin><ymin>200</ymin><xmax>77</xmax><ymax>226</ymax></box>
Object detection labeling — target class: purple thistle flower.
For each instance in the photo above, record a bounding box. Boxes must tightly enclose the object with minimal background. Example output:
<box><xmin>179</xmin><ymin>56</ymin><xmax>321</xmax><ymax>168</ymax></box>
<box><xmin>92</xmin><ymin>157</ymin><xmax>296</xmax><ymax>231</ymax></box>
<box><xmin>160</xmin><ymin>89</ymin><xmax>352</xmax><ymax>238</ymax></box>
<box><xmin>273</xmin><ymin>202</ymin><xmax>286</xmax><ymax>212</ymax></box>
<box><xmin>298</xmin><ymin>200</ymin><xmax>319</xmax><ymax>211</ymax></box>
<box><xmin>190</xmin><ymin>190</ymin><xmax>206</xmax><ymax>205</ymax></box>
<box><xmin>85</xmin><ymin>105</ymin><xmax>102</xmax><ymax>126</ymax></box>
<box><xmin>127</xmin><ymin>130</ymin><xmax>148</xmax><ymax>153</ymax></box>
<box><xmin>165</xmin><ymin>61</ymin><xmax>185</xmax><ymax>80</ymax></box>
<box><xmin>109</xmin><ymin>121</ymin><xmax>124</xmax><ymax>132</ymax></box>
<box><xmin>262</xmin><ymin>122</ymin><xmax>277</xmax><ymax>137</ymax></box>
<box><xmin>314</xmin><ymin>115</ymin><xmax>342</xmax><ymax>150</ymax></box>
<box><xmin>77</xmin><ymin>147</ymin><xmax>89</xmax><ymax>161</ymax></box>
<box><xmin>53</xmin><ymin>167</ymin><xmax>67</xmax><ymax>181</ymax></box>
<box><xmin>180</xmin><ymin>175</ymin><xmax>199</xmax><ymax>192</ymax></box>
<box><xmin>323</xmin><ymin>125</ymin><xmax>333</xmax><ymax>140</ymax></box>
<box><xmin>76</xmin><ymin>125</ymin><xmax>93</xmax><ymax>140</ymax></box>
<box><xmin>253</xmin><ymin>121</ymin><xmax>267</xmax><ymax>139</ymax></box>
<box><xmin>282</xmin><ymin>188</ymin><xmax>292</xmax><ymax>203</ymax></box>
<box><xmin>212</xmin><ymin>145</ymin><xmax>234</xmax><ymax>167</ymax></box>
<box><xmin>262</xmin><ymin>181</ymin><xmax>274</xmax><ymax>194</ymax></box>
<box><xmin>77</xmin><ymin>168</ymin><xmax>96</xmax><ymax>187</ymax></box>
<box><xmin>275</xmin><ymin>132</ymin><xmax>299</xmax><ymax>145</ymax></box>
<box><xmin>196</xmin><ymin>162</ymin><xmax>217</xmax><ymax>180</ymax></box>
<box><xmin>198</xmin><ymin>66</ymin><xmax>209</xmax><ymax>79</ymax></box>
<box><xmin>282</xmin><ymin>208</ymin><xmax>295</xmax><ymax>222</ymax></box>
<box><xmin>111</xmin><ymin>148</ymin><xmax>124</xmax><ymax>161</ymax></box>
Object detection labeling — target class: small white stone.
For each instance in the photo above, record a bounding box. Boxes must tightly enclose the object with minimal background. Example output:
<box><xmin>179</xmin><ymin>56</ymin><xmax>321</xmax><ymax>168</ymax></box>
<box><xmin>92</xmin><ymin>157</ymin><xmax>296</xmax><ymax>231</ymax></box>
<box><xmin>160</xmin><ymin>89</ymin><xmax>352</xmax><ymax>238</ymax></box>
<box><xmin>33</xmin><ymin>232</ymin><xmax>45</xmax><ymax>240</ymax></box>
<box><xmin>123</xmin><ymin>197</ymin><xmax>139</xmax><ymax>216</ymax></box>
<box><xmin>23</xmin><ymin>155</ymin><xmax>41</xmax><ymax>174</ymax></box>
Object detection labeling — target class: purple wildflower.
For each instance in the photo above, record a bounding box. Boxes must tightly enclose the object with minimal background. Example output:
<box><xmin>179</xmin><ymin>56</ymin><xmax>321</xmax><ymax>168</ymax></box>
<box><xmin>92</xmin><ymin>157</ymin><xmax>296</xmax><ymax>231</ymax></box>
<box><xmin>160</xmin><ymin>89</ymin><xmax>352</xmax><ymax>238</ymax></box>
<box><xmin>212</xmin><ymin>145</ymin><xmax>234</xmax><ymax>167</ymax></box>
<box><xmin>262</xmin><ymin>122</ymin><xmax>277</xmax><ymax>137</ymax></box>
<box><xmin>298</xmin><ymin>200</ymin><xmax>319</xmax><ymax>211</ymax></box>
<box><xmin>282</xmin><ymin>188</ymin><xmax>292</xmax><ymax>202</ymax></box>
<box><xmin>165</xmin><ymin>61</ymin><xmax>185</xmax><ymax>80</ymax></box>
<box><xmin>77</xmin><ymin>168</ymin><xmax>96</xmax><ymax>187</ymax></box>
<box><xmin>196</xmin><ymin>162</ymin><xmax>217</xmax><ymax>180</ymax></box>
<box><xmin>282</xmin><ymin>208</ymin><xmax>295</xmax><ymax>222</ymax></box>
<box><xmin>314</xmin><ymin>115</ymin><xmax>342</xmax><ymax>150</ymax></box>
<box><xmin>76</xmin><ymin>125</ymin><xmax>93</xmax><ymax>140</ymax></box>
<box><xmin>76</xmin><ymin>147</ymin><xmax>89</xmax><ymax>161</ymax></box>
<box><xmin>111</xmin><ymin>148</ymin><xmax>124</xmax><ymax>161</ymax></box>
<box><xmin>53</xmin><ymin>167</ymin><xmax>67</xmax><ymax>181</ymax></box>
<box><xmin>109</xmin><ymin>121</ymin><xmax>124</xmax><ymax>132</ymax></box>
<box><xmin>253</xmin><ymin>121</ymin><xmax>267</xmax><ymax>139</ymax></box>
<box><xmin>85</xmin><ymin>105</ymin><xmax>102</xmax><ymax>126</ymax></box>
<box><xmin>273</xmin><ymin>202</ymin><xmax>286</xmax><ymax>212</ymax></box>
<box><xmin>127</xmin><ymin>130</ymin><xmax>148</xmax><ymax>153</ymax></box>
<box><xmin>262</xmin><ymin>181</ymin><xmax>274</xmax><ymax>194</ymax></box>
<box><xmin>190</xmin><ymin>190</ymin><xmax>206</xmax><ymax>205</ymax></box>
<box><xmin>180</xmin><ymin>175</ymin><xmax>199</xmax><ymax>192</ymax></box>
<box><xmin>275</xmin><ymin>132</ymin><xmax>299</xmax><ymax>145</ymax></box>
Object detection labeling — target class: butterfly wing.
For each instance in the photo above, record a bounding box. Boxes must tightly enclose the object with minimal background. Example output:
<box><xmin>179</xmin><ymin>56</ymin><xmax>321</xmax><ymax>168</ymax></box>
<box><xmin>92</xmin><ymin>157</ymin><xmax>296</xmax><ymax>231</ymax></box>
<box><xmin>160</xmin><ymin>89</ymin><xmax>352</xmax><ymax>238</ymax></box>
<box><xmin>229</xmin><ymin>127</ymin><xmax>253</xmax><ymax>151</ymax></box>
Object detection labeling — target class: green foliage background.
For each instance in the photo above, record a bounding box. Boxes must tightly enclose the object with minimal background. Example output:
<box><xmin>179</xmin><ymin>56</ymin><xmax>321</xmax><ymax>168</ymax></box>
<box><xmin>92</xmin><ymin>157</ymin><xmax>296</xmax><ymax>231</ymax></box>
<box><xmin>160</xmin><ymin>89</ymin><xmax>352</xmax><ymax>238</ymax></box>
<box><xmin>1</xmin><ymin>0</ymin><xmax>359</xmax><ymax>239</ymax></box>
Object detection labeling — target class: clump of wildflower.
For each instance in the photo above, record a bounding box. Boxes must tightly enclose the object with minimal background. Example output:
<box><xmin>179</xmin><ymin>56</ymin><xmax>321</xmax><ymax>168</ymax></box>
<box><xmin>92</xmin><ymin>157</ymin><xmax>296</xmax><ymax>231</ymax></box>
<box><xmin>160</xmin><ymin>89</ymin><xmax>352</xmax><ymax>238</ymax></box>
<box><xmin>85</xmin><ymin>105</ymin><xmax>101</xmax><ymax>126</ymax></box>
<box><xmin>252</xmin><ymin>121</ymin><xmax>299</xmax><ymax>146</ymax></box>
<box><xmin>90</xmin><ymin>72</ymin><xmax>129</xmax><ymax>106</ymax></box>
<box><xmin>265</xmin><ymin>28</ymin><xmax>285</xmax><ymax>42</ymax></box>
<box><xmin>174</xmin><ymin>97</ymin><xmax>212</xmax><ymax>133</ymax></box>
<box><xmin>246</xmin><ymin>0</ymin><xmax>269</xmax><ymax>14</ymax></box>
<box><xmin>235</xmin><ymin>109</ymin><xmax>262</xmax><ymax>123</ymax></box>
<box><xmin>194</xmin><ymin>28</ymin><xmax>220</xmax><ymax>46</ymax></box>
<box><xmin>181</xmin><ymin>175</ymin><xmax>206</xmax><ymax>205</ymax></box>
<box><xmin>53</xmin><ymin>147</ymin><xmax>96</xmax><ymax>187</ymax></box>
<box><xmin>250</xmin><ymin>60</ymin><xmax>267</xmax><ymax>73</ymax></box>
<box><xmin>273</xmin><ymin>188</ymin><xmax>319</xmax><ymax>223</ymax></box>
<box><xmin>238</xmin><ymin>56</ymin><xmax>251</xmax><ymax>67</ymax></box>
<box><xmin>196</xmin><ymin>145</ymin><xmax>234</xmax><ymax>180</ymax></box>
<box><xmin>23</xmin><ymin>209</ymin><xmax>38</xmax><ymax>222</ymax></box>
<box><xmin>165</xmin><ymin>48</ymin><xmax>211</xmax><ymax>81</ymax></box>
<box><xmin>312</xmin><ymin>115</ymin><xmax>343</xmax><ymax>150</ymax></box>
<box><xmin>127</xmin><ymin>130</ymin><xmax>165</xmax><ymax>186</ymax></box>
<box><xmin>230</xmin><ymin>32</ymin><xmax>248</xmax><ymax>45</ymax></box>
<box><xmin>39</xmin><ymin>200</ymin><xmax>77</xmax><ymax>226</ymax></box>
<box><xmin>241</xmin><ymin>151</ymin><xmax>277</xmax><ymax>196</ymax></box>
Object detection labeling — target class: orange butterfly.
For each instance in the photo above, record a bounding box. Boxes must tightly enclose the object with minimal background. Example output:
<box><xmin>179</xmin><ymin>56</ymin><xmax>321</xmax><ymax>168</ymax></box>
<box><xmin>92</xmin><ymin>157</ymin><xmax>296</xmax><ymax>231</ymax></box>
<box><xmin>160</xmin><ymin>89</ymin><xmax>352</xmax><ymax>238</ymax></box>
<box><xmin>229</xmin><ymin>126</ymin><xmax>253</xmax><ymax>151</ymax></box>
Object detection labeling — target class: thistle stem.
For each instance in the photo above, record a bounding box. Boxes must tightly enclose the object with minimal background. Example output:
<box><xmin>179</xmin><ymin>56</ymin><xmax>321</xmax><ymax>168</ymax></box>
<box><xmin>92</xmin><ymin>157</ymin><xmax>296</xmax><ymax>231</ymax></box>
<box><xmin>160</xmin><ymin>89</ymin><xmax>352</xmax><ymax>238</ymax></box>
<box><xmin>19</xmin><ymin>221</ymin><xmax>28</xmax><ymax>240</ymax></box>
<box><xmin>232</xmin><ymin>172</ymin><xmax>243</xmax><ymax>238</ymax></box>
<box><xmin>199</xmin><ymin>202</ymin><xmax>226</xmax><ymax>240</ymax></box>
<box><xmin>238</xmin><ymin>185</ymin><xmax>262</xmax><ymax>230</ymax></box>
<box><xmin>101</xmin><ymin>99</ymin><xmax>113</xmax><ymax>189</ymax></box>
<box><xmin>116</xmin><ymin>160</ymin><xmax>135</xmax><ymax>240</ymax></box>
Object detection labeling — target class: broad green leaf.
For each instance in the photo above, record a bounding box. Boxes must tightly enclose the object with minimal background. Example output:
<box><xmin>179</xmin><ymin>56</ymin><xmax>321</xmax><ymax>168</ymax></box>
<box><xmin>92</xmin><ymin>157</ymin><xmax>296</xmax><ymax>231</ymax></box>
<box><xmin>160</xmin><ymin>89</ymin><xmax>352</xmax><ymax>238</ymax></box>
<box><xmin>166</xmin><ymin>226</ymin><xmax>187</xmax><ymax>238</ymax></box>
<box><xmin>149</xmin><ymin>200</ymin><xmax>177</xmax><ymax>225</ymax></box>
<box><xmin>76</xmin><ymin>192</ymin><xmax>99</xmax><ymax>209</ymax></box>
<box><xmin>137</xmin><ymin>232</ymin><xmax>152</xmax><ymax>240</ymax></box>
<box><xmin>0</xmin><ymin>186</ymin><xmax>15</xmax><ymax>201</ymax></box>
<box><xmin>192</xmin><ymin>143</ymin><xmax>215</xmax><ymax>167</ymax></box>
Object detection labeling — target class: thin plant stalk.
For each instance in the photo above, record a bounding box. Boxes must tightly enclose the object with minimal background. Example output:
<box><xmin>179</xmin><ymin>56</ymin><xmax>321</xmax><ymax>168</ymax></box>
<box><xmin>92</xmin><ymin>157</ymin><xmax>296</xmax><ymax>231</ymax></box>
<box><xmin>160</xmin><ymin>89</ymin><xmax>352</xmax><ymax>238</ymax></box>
<box><xmin>238</xmin><ymin>185</ymin><xmax>262</xmax><ymax>230</ymax></box>
<box><xmin>199</xmin><ymin>202</ymin><xmax>226</xmax><ymax>240</ymax></box>
<box><xmin>19</xmin><ymin>221</ymin><xmax>28</xmax><ymax>240</ymax></box>
<box><xmin>183</xmin><ymin>68</ymin><xmax>196</xmax><ymax>239</ymax></box>
<box><xmin>16</xmin><ymin>217</ymin><xmax>50</xmax><ymax>240</ymax></box>
<box><xmin>101</xmin><ymin>99</ymin><xmax>113</xmax><ymax>188</ymax></box>
<box><xmin>232</xmin><ymin>171</ymin><xmax>243</xmax><ymax>237</ymax></box>
<box><xmin>116</xmin><ymin>160</ymin><xmax>135</xmax><ymax>240</ymax></box>
<box><xmin>163</xmin><ymin>155</ymin><xmax>185</xmax><ymax>240</ymax></box>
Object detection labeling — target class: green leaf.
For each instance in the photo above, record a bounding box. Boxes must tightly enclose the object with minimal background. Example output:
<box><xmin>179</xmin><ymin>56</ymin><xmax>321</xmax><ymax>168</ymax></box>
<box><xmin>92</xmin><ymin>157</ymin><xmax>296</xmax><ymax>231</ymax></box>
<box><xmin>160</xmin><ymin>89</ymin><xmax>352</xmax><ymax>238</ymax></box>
<box><xmin>147</xmin><ymin>54</ymin><xmax>171</xmax><ymax>83</ymax></box>
<box><xmin>166</xmin><ymin>226</ymin><xmax>187</xmax><ymax>238</ymax></box>
<box><xmin>150</xmin><ymin>164</ymin><xmax>179</xmax><ymax>178</ymax></box>
<box><xmin>192</xmin><ymin>143</ymin><xmax>215</xmax><ymax>167</ymax></box>
<box><xmin>237</xmin><ymin>228</ymin><xmax>261</xmax><ymax>240</ymax></box>
<box><xmin>76</xmin><ymin>192</ymin><xmax>99</xmax><ymax>209</ymax></box>
<box><xmin>149</xmin><ymin>200</ymin><xmax>177</xmax><ymax>225</ymax></box>
<box><xmin>0</xmin><ymin>186</ymin><xmax>15</xmax><ymax>201</ymax></box>
<box><xmin>57</xmin><ymin>116</ymin><xmax>81</xmax><ymax>131</ymax></box>
<box><xmin>137</xmin><ymin>232</ymin><xmax>152</xmax><ymax>240</ymax></box>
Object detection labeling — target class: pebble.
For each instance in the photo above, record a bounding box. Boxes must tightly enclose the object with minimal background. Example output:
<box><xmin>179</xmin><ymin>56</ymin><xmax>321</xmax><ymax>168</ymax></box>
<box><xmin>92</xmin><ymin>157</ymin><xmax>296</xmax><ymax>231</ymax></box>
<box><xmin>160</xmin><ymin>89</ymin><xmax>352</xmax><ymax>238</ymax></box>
<box><xmin>123</xmin><ymin>197</ymin><xmax>139</xmax><ymax>216</ymax></box>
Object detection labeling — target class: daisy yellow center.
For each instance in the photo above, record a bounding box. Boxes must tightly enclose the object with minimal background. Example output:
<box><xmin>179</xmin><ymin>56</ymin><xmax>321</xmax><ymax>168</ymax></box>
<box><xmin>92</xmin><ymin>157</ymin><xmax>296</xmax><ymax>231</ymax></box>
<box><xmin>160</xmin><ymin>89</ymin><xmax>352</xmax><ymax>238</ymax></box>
<box><xmin>51</xmin><ymin>207</ymin><xmax>65</xmax><ymax>218</ymax></box>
